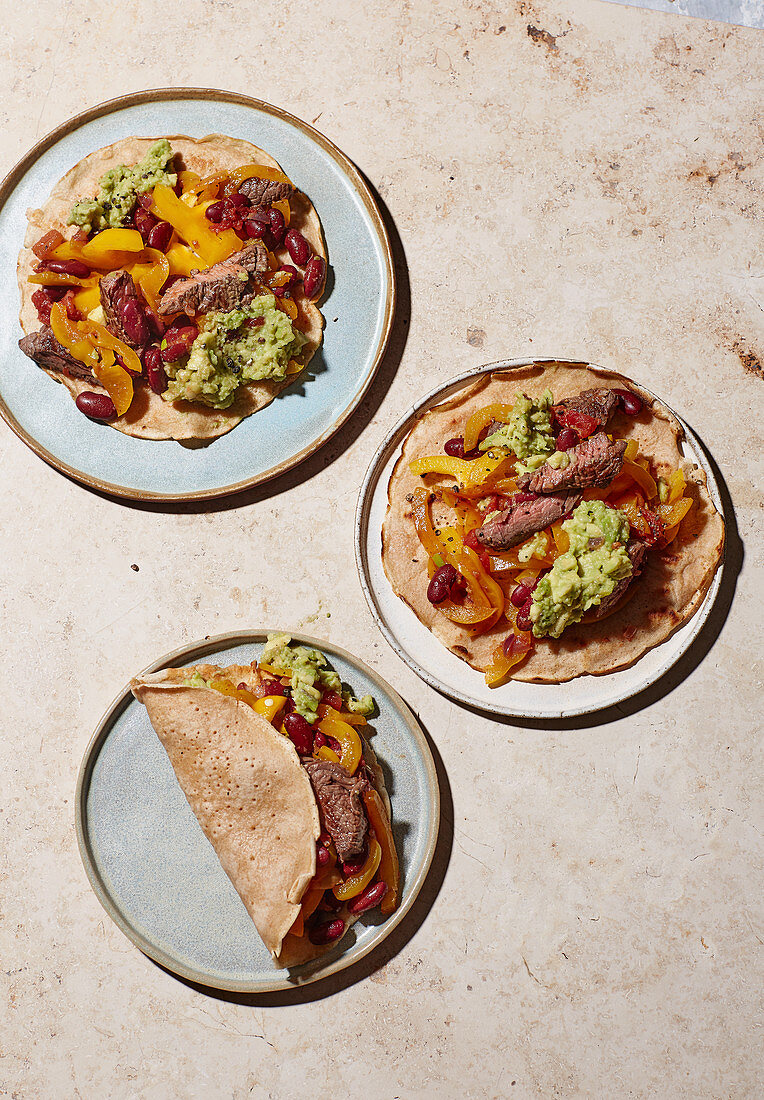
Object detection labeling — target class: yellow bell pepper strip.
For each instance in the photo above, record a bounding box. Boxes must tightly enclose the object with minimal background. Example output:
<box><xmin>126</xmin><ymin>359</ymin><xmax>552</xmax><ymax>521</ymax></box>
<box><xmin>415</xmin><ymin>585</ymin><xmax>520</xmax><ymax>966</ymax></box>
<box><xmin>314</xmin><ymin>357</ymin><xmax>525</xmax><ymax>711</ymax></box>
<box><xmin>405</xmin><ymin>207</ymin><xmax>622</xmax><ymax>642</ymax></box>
<box><xmin>485</xmin><ymin>629</ymin><xmax>533</xmax><ymax>687</ymax></box>
<box><xmin>362</xmin><ymin>790</ymin><xmax>400</xmax><ymax>915</ymax></box>
<box><xmin>461</xmin><ymin>546</ymin><xmax>504</xmax><ymax>633</ymax></box>
<box><xmin>667</xmin><ymin>468</ymin><xmax>686</xmax><ymax>503</ymax></box>
<box><xmin>409</xmin><ymin>454</ymin><xmax>479</xmax><ymax>484</ymax></box>
<box><xmin>50</xmin><ymin>301</ymin><xmax>98</xmax><ymax>367</ymax></box>
<box><xmin>80</xmin><ymin>318</ymin><xmax>142</xmax><ymax>376</ymax></box>
<box><xmin>623</xmin><ymin>458</ymin><xmax>657</xmax><ymax>500</ymax></box>
<box><xmin>318</xmin><ymin>716</ymin><xmax>362</xmax><ymax>775</ymax></box>
<box><xmin>317</xmin><ymin>745</ymin><xmax>340</xmax><ymax>764</ymax></box>
<box><xmin>180</xmin><ymin>170</ymin><xmax>229</xmax><ymax>205</ymax></box>
<box><xmin>463</xmin><ymin>402</ymin><xmax>517</xmax><ymax>453</ymax></box>
<box><xmin>166</xmin><ymin>242</ymin><xmax>205</xmax><ymax>278</ymax></box>
<box><xmin>623</xmin><ymin>438</ymin><xmax>639</xmax><ymax>461</ymax></box>
<box><xmin>93</xmin><ymin>352</ymin><xmax>133</xmax><ymax>417</ymax></box>
<box><xmin>253</xmin><ymin>695</ymin><xmax>287</xmax><ymax>726</ymax></box>
<box><xmin>82</xmin><ymin>228</ymin><xmax>145</xmax><ymax>262</ymax></box>
<box><xmin>610</xmin><ymin>490</ymin><xmax>651</xmax><ymax>538</ymax></box>
<box><xmin>208</xmin><ymin>678</ymin><xmax>261</xmax><ymax>709</ymax></box>
<box><xmin>150</xmin><ymin>184</ymin><xmax>241</xmax><ymax>267</ymax></box>
<box><xmin>73</xmin><ymin>284</ymin><xmax>102</xmax><ymax>315</ymax></box>
<box><xmin>129</xmin><ymin>248</ymin><xmax>170</xmax><ymax>313</ymax></box>
<box><xmin>316</xmin><ymin>703</ymin><xmax>366</xmax><ymax>725</ymax></box>
<box><xmin>286</xmin><ymin>358</ymin><xmax>304</xmax><ymax>376</ymax></box>
<box><xmin>333</xmin><ymin>838</ymin><xmax>382</xmax><ymax>900</ymax></box>
<box><xmin>29</xmin><ymin>271</ymin><xmax>95</xmax><ymax>288</ymax></box>
<box><xmin>657</xmin><ymin>496</ymin><xmax>693</xmax><ymax>530</ymax></box>
<box><xmin>411</xmin><ymin>487</ymin><xmax>443</xmax><ymax>559</ymax></box>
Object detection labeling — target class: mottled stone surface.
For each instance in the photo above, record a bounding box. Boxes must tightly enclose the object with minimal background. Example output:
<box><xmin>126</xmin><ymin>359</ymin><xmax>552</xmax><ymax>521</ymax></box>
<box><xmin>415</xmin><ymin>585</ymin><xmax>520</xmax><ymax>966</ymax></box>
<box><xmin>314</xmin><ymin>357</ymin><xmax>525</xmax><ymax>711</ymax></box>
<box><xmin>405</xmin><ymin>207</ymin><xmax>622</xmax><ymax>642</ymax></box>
<box><xmin>1</xmin><ymin>1</ymin><xmax>762</xmax><ymax>1098</ymax></box>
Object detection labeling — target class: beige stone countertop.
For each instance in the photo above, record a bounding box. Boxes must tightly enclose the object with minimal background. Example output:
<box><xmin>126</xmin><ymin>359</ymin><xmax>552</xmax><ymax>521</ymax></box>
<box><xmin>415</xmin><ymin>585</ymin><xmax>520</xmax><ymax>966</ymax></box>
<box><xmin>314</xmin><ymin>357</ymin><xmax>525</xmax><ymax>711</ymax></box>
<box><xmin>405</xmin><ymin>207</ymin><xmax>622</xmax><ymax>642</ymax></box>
<box><xmin>1</xmin><ymin>1</ymin><xmax>761</xmax><ymax>1097</ymax></box>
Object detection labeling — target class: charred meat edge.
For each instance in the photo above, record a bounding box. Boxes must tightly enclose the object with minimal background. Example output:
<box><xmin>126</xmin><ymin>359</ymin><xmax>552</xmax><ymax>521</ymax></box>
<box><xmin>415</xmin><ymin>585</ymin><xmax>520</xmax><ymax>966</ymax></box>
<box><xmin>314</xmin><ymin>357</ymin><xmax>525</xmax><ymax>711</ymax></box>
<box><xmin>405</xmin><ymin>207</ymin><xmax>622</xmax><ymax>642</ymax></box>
<box><xmin>18</xmin><ymin>327</ymin><xmax>95</xmax><ymax>384</ymax></box>
<box><xmin>476</xmin><ymin>490</ymin><xmax>582</xmax><ymax>550</ymax></box>
<box><xmin>157</xmin><ymin>243</ymin><xmax>269</xmax><ymax>317</ymax></box>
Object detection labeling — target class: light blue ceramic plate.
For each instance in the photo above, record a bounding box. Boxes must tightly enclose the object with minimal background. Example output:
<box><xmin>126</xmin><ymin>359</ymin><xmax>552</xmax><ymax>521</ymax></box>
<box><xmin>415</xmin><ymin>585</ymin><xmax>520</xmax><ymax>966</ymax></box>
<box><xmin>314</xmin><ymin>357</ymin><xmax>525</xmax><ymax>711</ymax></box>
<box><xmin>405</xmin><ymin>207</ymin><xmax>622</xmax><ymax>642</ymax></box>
<box><xmin>75</xmin><ymin>630</ymin><xmax>439</xmax><ymax>992</ymax></box>
<box><xmin>0</xmin><ymin>90</ymin><xmax>394</xmax><ymax>500</ymax></box>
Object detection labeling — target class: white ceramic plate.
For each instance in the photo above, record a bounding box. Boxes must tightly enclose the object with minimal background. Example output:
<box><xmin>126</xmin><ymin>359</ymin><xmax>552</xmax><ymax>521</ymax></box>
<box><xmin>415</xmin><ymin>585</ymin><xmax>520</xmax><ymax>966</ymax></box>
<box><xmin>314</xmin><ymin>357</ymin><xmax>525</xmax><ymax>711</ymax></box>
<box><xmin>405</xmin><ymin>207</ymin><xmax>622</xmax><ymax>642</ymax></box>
<box><xmin>355</xmin><ymin>360</ymin><xmax>725</xmax><ymax>719</ymax></box>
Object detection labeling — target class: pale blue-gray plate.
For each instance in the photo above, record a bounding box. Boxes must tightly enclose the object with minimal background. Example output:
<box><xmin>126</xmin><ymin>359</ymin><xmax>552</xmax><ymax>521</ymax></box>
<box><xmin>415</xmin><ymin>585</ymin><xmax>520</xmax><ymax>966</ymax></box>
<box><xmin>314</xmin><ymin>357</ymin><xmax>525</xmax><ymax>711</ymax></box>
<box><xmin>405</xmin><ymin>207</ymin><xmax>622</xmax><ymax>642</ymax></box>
<box><xmin>0</xmin><ymin>89</ymin><xmax>394</xmax><ymax>500</ymax></box>
<box><xmin>75</xmin><ymin>631</ymin><xmax>439</xmax><ymax>992</ymax></box>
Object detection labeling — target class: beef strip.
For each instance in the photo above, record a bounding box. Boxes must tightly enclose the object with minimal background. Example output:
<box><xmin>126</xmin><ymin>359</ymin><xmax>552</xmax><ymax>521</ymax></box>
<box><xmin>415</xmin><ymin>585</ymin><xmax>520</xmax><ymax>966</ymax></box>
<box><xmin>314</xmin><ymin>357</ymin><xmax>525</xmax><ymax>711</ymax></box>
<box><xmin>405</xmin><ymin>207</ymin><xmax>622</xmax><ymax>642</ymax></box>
<box><xmin>588</xmin><ymin>538</ymin><xmax>648</xmax><ymax>620</ymax></box>
<box><xmin>553</xmin><ymin>387</ymin><xmax>619</xmax><ymax>429</ymax></box>
<box><xmin>237</xmin><ymin>176</ymin><xmax>294</xmax><ymax>207</ymax></box>
<box><xmin>99</xmin><ymin>270</ymin><xmax>146</xmax><ymax>349</ymax></box>
<box><xmin>517</xmin><ymin>432</ymin><xmax>627</xmax><ymax>494</ymax></box>
<box><xmin>157</xmin><ymin>243</ymin><xmax>269</xmax><ymax>316</ymax></box>
<box><xmin>300</xmin><ymin>758</ymin><xmax>369</xmax><ymax>862</ymax></box>
<box><xmin>18</xmin><ymin>327</ymin><xmax>95</xmax><ymax>383</ymax></box>
<box><xmin>476</xmin><ymin>490</ymin><xmax>582</xmax><ymax>550</ymax></box>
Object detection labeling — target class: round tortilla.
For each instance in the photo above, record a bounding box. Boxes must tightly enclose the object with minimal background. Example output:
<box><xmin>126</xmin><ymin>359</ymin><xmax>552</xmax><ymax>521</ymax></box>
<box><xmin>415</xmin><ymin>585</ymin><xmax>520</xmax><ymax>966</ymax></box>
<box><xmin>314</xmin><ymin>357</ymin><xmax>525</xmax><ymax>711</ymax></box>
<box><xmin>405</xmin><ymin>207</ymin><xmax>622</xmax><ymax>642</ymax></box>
<box><xmin>132</xmin><ymin>660</ymin><xmax>397</xmax><ymax>969</ymax></box>
<box><xmin>18</xmin><ymin>134</ymin><xmax>326</xmax><ymax>443</ymax></box>
<box><xmin>382</xmin><ymin>361</ymin><xmax>725</xmax><ymax>683</ymax></box>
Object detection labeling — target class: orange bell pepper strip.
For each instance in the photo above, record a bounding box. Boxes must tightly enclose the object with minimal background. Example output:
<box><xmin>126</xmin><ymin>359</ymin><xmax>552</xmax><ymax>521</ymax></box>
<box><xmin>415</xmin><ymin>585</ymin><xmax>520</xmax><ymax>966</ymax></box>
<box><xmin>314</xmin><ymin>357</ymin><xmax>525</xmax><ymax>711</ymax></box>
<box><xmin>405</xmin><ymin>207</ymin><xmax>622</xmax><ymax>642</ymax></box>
<box><xmin>29</xmin><ymin>271</ymin><xmax>95</xmax><ymax>288</ymax></box>
<box><xmin>667</xmin><ymin>468</ymin><xmax>686</xmax><ymax>503</ymax></box>
<box><xmin>622</xmin><ymin>459</ymin><xmax>657</xmax><ymax>500</ymax></box>
<box><xmin>333</xmin><ymin>838</ymin><xmax>382</xmax><ymax>900</ymax></box>
<box><xmin>317</xmin><ymin>745</ymin><xmax>340</xmax><ymax>764</ymax></box>
<box><xmin>484</xmin><ymin>629</ymin><xmax>533</xmax><ymax>687</ymax></box>
<box><xmin>128</xmin><ymin>248</ymin><xmax>171</xmax><ymax>312</ymax></box>
<box><xmin>92</xmin><ymin>351</ymin><xmax>134</xmax><ymax>417</ymax></box>
<box><xmin>272</xmin><ymin>198</ymin><xmax>291</xmax><ymax>226</ymax></box>
<box><xmin>316</xmin><ymin>703</ymin><xmax>366</xmax><ymax>726</ymax></box>
<box><xmin>150</xmin><ymin>184</ymin><xmax>241</xmax><ymax>267</ymax></box>
<box><xmin>290</xmin><ymin>883</ymin><xmax>326</xmax><ymax>938</ymax></box>
<box><xmin>657</xmin><ymin>497</ymin><xmax>693</xmax><ymax>530</ymax></box>
<box><xmin>362</xmin><ymin>790</ymin><xmax>400</xmax><ymax>915</ymax></box>
<box><xmin>463</xmin><ymin>402</ymin><xmax>516</xmax><ymax>453</ymax></box>
<box><xmin>318</xmin><ymin>716</ymin><xmax>362</xmax><ymax>775</ymax></box>
<box><xmin>411</xmin><ymin>487</ymin><xmax>443</xmax><ymax>559</ymax></box>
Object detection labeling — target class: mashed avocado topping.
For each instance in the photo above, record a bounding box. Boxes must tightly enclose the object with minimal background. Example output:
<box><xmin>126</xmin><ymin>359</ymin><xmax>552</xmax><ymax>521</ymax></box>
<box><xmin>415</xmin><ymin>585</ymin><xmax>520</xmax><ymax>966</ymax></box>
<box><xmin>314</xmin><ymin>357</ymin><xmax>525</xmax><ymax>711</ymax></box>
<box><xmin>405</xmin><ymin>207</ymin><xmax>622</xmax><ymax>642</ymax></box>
<box><xmin>530</xmin><ymin>500</ymin><xmax>633</xmax><ymax>639</ymax></box>
<box><xmin>163</xmin><ymin>295</ymin><xmax>308</xmax><ymax>409</ymax></box>
<box><xmin>68</xmin><ymin>140</ymin><xmax>177</xmax><ymax>233</ymax></box>
<box><xmin>480</xmin><ymin>390</ymin><xmax>556</xmax><ymax>463</ymax></box>
<box><xmin>518</xmin><ymin>531</ymin><xmax>549</xmax><ymax>563</ymax></box>
<box><xmin>261</xmin><ymin>634</ymin><xmax>374</xmax><ymax>724</ymax></box>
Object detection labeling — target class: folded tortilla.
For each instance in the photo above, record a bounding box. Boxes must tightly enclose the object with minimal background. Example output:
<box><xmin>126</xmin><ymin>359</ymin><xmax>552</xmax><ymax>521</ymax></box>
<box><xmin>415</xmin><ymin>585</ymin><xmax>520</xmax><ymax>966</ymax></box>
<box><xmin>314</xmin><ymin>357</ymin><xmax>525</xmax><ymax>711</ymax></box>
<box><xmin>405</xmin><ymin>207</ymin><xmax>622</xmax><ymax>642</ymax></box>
<box><xmin>18</xmin><ymin>134</ymin><xmax>326</xmax><ymax>443</ymax></box>
<box><xmin>382</xmin><ymin>361</ymin><xmax>725</xmax><ymax>683</ymax></box>
<box><xmin>132</xmin><ymin>661</ymin><xmax>394</xmax><ymax>967</ymax></box>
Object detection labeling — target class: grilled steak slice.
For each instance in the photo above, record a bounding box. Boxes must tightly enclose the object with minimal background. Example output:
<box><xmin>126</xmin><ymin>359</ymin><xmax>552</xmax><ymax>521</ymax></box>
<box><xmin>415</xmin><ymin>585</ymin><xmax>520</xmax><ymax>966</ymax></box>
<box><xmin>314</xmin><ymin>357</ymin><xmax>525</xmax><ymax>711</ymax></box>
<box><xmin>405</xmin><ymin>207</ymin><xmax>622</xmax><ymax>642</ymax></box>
<box><xmin>300</xmin><ymin>758</ymin><xmax>369</xmax><ymax>862</ymax></box>
<box><xmin>553</xmin><ymin>387</ymin><xmax>619</xmax><ymax>430</ymax></box>
<box><xmin>157</xmin><ymin>243</ymin><xmax>269</xmax><ymax>316</ymax></box>
<box><xmin>99</xmin><ymin>270</ymin><xmax>146</xmax><ymax>349</ymax></box>
<box><xmin>518</xmin><ymin>432</ymin><xmax>627</xmax><ymax>494</ymax></box>
<box><xmin>238</xmin><ymin>176</ymin><xmax>294</xmax><ymax>206</ymax></box>
<box><xmin>19</xmin><ymin>327</ymin><xmax>95</xmax><ymax>383</ymax></box>
<box><xmin>588</xmin><ymin>538</ymin><xmax>648</xmax><ymax>620</ymax></box>
<box><xmin>476</xmin><ymin>490</ymin><xmax>582</xmax><ymax>550</ymax></box>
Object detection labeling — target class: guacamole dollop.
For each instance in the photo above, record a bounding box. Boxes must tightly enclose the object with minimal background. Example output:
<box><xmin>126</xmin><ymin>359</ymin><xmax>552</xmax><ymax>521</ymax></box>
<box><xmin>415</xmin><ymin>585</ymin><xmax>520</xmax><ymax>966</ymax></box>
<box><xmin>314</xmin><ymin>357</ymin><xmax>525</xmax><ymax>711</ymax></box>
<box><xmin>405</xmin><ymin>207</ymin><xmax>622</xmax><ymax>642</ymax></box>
<box><xmin>261</xmin><ymin>634</ymin><xmax>375</xmax><ymax>724</ymax></box>
<box><xmin>163</xmin><ymin>295</ymin><xmax>308</xmax><ymax>409</ymax></box>
<box><xmin>480</xmin><ymin>390</ymin><xmax>556</xmax><ymax>463</ymax></box>
<box><xmin>68</xmin><ymin>139</ymin><xmax>177</xmax><ymax>233</ymax></box>
<box><xmin>530</xmin><ymin>500</ymin><xmax>633</xmax><ymax>639</ymax></box>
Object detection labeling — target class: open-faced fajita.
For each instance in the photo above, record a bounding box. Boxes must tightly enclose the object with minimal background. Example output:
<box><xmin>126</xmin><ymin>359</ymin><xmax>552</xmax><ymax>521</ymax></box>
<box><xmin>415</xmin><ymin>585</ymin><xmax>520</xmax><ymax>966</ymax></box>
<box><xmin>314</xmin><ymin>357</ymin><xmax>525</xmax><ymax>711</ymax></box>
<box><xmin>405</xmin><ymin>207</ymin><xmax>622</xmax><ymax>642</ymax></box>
<box><xmin>18</xmin><ymin>135</ymin><xmax>327</xmax><ymax>442</ymax></box>
<box><xmin>382</xmin><ymin>362</ymin><xmax>724</xmax><ymax>685</ymax></box>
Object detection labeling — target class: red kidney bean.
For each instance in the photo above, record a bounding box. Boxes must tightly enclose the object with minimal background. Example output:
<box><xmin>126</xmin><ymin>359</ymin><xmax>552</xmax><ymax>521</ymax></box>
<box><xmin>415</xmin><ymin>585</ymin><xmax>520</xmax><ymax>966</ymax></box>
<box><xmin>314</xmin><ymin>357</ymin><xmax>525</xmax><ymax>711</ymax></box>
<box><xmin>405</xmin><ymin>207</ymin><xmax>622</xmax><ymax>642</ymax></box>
<box><xmin>313</xmin><ymin>730</ymin><xmax>327</xmax><ymax>750</ymax></box>
<box><xmin>556</xmin><ymin>427</ymin><xmax>578</xmax><ymax>451</ymax></box>
<box><xmin>316</xmin><ymin>845</ymin><xmax>330</xmax><ymax>867</ymax></box>
<box><xmin>267</xmin><ymin>207</ymin><xmax>286</xmax><ymax>244</ymax></box>
<box><xmin>502</xmin><ymin>635</ymin><xmax>517</xmax><ymax>658</ymax></box>
<box><xmin>443</xmin><ymin>436</ymin><xmax>478</xmax><ymax>459</ymax></box>
<box><xmin>284</xmin><ymin>228</ymin><xmax>311</xmax><ymax>266</ymax></box>
<box><xmin>76</xmin><ymin>392</ymin><xmax>116</xmax><ymax>419</ymax></box>
<box><xmin>325</xmin><ymin>734</ymin><xmax>342</xmax><ymax>755</ymax></box>
<box><xmin>146</xmin><ymin>220</ymin><xmax>173</xmax><ymax>252</ymax></box>
<box><xmin>256</xmin><ymin>677</ymin><xmax>287</xmax><ymax>698</ymax></box>
<box><xmin>614</xmin><ymin>389</ymin><xmax>643</xmax><ymax>416</ymax></box>
<box><xmin>120</xmin><ymin>298</ymin><xmax>148</xmax><ymax>346</ymax></box>
<box><xmin>321</xmin><ymin>690</ymin><xmax>343</xmax><ymax>711</ymax></box>
<box><xmin>346</xmin><ymin>880</ymin><xmax>388</xmax><ymax>915</ymax></box>
<box><xmin>161</xmin><ymin>326</ymin><xmax>197</xmax><ymax>362</ymax></box>
<box><xmin>284</xmin><ymin>712</ymin><xmax>314</xmax><ymax>755</ymax></box>
<box><xmin>341</xmin><ymin>843</ymin><xmax>368</xmax><ymax>875</ymax></box>
<box><xmin>243</xmin><ymin>218</ymin><xmax>266</xmax><ymax>239</ymax></box>
<box><xmin>134</xmin><ymin>205</ymin><xmax>157</xmax><ymax>239</ymax></box>
<box><xmin>31</xmin><ymin>287</ymin><xmax>67</xmax><ymax>324</ymax></box>
<box><xmin>142</xmin><ymin>346</ymin><xmax>167</xmax><ymax>394</ymax></box>
<box><xmin>42</xmin><ymin>258</ymin><xmax>91</xmax><ymax>279</ymax></box>
<box><xmin>516</xmin><ymin>603</ymin><xmax>533</xmax><ymax>632</ymax></box>
<box><xmin>303</xmin><ymin>255</ymin><xmax>326</xmax><ymax>299</ymax></box>
<box><xmin>427</xmin><ymin>563</ymin><xmax>459</xmax><ymax>604</ymax></box>
<box><xmin>249</xmin><ymin>208</ymin><xmax>273</xmax><ymax>229</ymax></box>
<box><xmin>308</xmin><ymin>918</ymin><xmax>345</xmax><ymax>946</ymax></box>
<box><xmin>205</xmin><ymin>201</ymin><xmax>224</xmax><ymax>224</ymax></box>
<box><xmin>229</xmin><ymin>191</ymin><xmax>250</xmax><ymax>209</ymax></box>
<box><xmin>510</xmin><ymin>582</ymin><xmax>532</xmax><ymax>608</ymax></box>
<box><xmin>63</xmin><ymin>291</ymin><xmax>82</xmax><ymax>321</ymax></box>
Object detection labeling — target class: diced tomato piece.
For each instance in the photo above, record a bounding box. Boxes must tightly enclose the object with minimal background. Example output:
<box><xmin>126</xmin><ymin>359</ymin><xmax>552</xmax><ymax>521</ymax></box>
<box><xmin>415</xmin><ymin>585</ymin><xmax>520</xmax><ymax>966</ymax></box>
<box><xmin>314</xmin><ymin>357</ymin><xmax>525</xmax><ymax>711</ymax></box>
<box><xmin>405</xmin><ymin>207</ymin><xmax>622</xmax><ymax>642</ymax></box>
<box><xmin>321</xmin><ymin>690</ymin><xmax>343</xmax><ymax>711</ymax></box>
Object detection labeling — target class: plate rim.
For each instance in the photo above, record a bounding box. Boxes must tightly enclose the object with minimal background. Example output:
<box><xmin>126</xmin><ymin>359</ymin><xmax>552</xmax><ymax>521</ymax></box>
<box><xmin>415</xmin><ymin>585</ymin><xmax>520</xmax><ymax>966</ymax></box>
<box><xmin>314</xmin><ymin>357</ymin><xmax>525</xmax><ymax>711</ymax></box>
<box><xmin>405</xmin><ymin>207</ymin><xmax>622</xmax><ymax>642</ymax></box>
<box><xmin>354</xmin><ymin>357</ymin><xmax>726</xmax><ymax>719</ymax></box>
<box><xmin>75</xmin><ymin>628</ymin><xmax>440</xmax><ymax>993</ymax></box>
<box><xmin>0</xmin><ymin>87</ymin><xmax>396</xmax><ymax>502</ymax></box>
